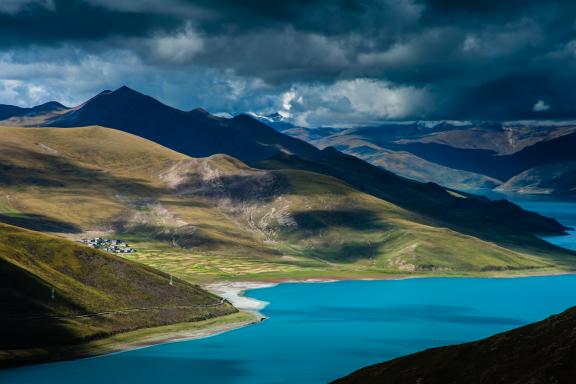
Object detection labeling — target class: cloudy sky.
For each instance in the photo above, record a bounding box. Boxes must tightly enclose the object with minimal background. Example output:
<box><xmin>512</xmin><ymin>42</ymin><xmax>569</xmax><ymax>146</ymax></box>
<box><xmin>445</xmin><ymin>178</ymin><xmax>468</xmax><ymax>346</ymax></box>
<box><xmin>1</xmin><ymin>0</ymin><xmax>575</xmax><ymax>126</ymax></box>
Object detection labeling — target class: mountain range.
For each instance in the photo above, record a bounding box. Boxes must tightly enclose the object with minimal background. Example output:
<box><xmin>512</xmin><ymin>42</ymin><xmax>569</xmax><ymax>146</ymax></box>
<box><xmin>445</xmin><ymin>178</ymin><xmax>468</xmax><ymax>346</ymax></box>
<box><xmin>1</xmin><ymin>86</ymin><xmax>576</xmax><ymax>367</ymax></box>
<box><xmin>271</xmin><ymin>119</ymin><xmax>576</xmax><ymax>195</ymax></box>
<box><xmin>0</xmin><ymin>87</ymin><xmax>572</xmax><ymax>272</ymax></box>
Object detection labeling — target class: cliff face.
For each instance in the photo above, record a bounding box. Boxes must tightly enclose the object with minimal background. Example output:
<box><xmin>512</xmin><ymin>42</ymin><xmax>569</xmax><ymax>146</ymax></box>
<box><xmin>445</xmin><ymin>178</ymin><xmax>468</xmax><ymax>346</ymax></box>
<box><xmin>332</xmin><ymin>306</ymin><xmax>576</xmax><ymax>384</ymax></box>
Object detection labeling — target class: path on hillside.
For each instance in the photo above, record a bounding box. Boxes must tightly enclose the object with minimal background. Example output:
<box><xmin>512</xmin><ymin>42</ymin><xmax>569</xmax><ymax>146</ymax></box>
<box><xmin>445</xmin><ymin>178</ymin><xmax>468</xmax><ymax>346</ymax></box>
<box><xmin>1</xmin><ymin>298</ymin><xmax>229</xmax><ymax>321</ymax></box>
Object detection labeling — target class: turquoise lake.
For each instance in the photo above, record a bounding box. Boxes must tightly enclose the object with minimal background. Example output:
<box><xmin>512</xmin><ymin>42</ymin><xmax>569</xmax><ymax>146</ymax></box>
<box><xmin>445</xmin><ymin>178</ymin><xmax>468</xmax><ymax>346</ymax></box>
<box><xmin>2</xmin><ymin>198</ymin><xmax>576</xmax><ymax>384</ymax></box>
<box><xmin>516</xmin><ymin>199</ymin><xmax>576</xmax><ymax>251</ymax></box>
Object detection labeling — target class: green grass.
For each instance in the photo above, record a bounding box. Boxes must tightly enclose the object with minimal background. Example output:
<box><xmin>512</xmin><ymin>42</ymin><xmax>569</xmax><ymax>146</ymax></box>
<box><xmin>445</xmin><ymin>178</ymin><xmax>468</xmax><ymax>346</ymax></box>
<box><xmin>0</xmin><ymin>223</ymin><xmax>238</xmax><ymax>368</ymax></box>
<box><xmin>0</xmin><ymin>125</ymin><xmax>575</xmax><ymax>282</ymax></box>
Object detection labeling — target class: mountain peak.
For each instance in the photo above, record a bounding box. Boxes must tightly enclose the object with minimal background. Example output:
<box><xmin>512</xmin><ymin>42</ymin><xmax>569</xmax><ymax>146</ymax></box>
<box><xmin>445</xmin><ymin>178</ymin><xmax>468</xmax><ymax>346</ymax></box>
<box><xmin>33</xmin><ymin>101</ymin><xmax>68</xmax><ymax>112</ymax></box>
<box><xmin>232</xmin><ymin>113</ymin><xmax>257</xmax><ymax>122</ymax></box>
<box><xmin>190</xmin><ymin>107</ymin><xmax>210</xmax><ymax>116</ymax></box>
<box><xmin>84</xmin><ymin>85</ymin><xmax>157</xmax><ymax>107</ymax></box>
<box><xmin>321</xmin><ymin>146</ymin><xmax>341</xmax><ymax>156</ymax></box>
<box><xmin>112</xmin><ymin>85</ymin><xmax>142</xmax><ymax>96</ymax></box>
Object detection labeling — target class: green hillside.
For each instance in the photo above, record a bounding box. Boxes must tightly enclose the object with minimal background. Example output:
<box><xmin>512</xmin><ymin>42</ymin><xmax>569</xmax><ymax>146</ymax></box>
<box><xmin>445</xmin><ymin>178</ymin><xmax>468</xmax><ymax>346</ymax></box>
<box><xmin>0</xmin><ymin>222</ymin><xmax>238</xmax><ymax>368</ymax></box>
<box><xmin>0</xmin><ymin>126</ymin><xmax>574</xmax><ymax>281</ymax></box>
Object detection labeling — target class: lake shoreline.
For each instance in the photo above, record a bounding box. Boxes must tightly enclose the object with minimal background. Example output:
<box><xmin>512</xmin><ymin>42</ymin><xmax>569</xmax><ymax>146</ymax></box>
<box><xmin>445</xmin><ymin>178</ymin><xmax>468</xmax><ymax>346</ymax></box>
<box><xmin>4</xmin><ymin>270</ymin><xmax>574</xmax><ymax>372</ymax></box>
<box><xmin>214</xmin><ymin>269</ymin><xmax>576</xmax><ymax>286</ymax></box>
<box><xmin>0</xmin><ymin>312</ymin><xmax>262</xmax><ymax>371</ymax></box>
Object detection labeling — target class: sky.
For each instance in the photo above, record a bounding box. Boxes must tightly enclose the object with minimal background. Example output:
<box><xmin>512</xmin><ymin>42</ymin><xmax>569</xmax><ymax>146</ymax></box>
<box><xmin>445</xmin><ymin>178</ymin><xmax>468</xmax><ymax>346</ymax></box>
<box><xmin>0</xmin><ymin>0</ymin><xmax>575</xmax><ymax>126</ymax></box>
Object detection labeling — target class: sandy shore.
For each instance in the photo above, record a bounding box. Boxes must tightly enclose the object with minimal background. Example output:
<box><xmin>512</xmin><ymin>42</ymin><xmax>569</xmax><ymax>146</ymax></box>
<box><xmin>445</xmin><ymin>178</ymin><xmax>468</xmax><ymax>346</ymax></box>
<box><xmin>206</xmin><ymin>281</ymin><xmax>278</xmax><ymax>314</ymax></box>
<box><xmin>225</xmin><ymin>270</ymin><xmax>576</xmax><ymax>285</ymax></box>
<box><xmin>89</xmin><ymin>312</ymin><xmax>261</xmax><ymax>355</ymax></box>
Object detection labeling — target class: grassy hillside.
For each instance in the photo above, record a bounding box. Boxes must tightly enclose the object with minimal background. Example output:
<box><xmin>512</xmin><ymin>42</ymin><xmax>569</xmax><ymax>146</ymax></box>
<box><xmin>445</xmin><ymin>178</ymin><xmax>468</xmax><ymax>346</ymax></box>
<box><xmin>257</xmin><ymin>150</ymin><xmax>568</xmax><ymax>240</ymax></box>
<box><xmin>0</xmin><ymin>126</ymin><xmax>574</xmax><ymax>281</ymax></box>
<box><xmin>0</xmin><ymin>222</ymin><xmax>237</xmax><ymax>367</ymax></box>
<box><xmin>332</xmin><ymin>306</ymin><xmax>576</xmax><ymax>384</ymax></box>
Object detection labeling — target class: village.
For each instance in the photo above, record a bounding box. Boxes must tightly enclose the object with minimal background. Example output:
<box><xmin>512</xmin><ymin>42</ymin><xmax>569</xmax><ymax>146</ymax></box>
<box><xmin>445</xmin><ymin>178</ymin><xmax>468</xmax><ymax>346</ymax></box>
<box><xmin>80</xmin><ymin>237</ymin><xmax>137</xmax><ymax>254</ymax></box>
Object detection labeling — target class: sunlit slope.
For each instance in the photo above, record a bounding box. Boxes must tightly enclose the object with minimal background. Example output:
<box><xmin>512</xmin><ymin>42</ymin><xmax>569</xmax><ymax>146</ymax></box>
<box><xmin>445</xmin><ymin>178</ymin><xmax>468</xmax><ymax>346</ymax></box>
<box><xmin>0</xmin><ymin>222</ymin><xmax>236</xmax><ymax>367</ymax></box>
<box><xmin>261</xmin><ymin>170</ymin><xmax>558</xmax><ymax>272</ymax></box>
<box><xmin>0</xmin><ymin>126</ymin><xmax>282</xmax><ymax>259</ymax></box>
<box><xmin>0</xmin><ymin>126</ymin><xmax>573</xmax><ymax>276</ymax></box>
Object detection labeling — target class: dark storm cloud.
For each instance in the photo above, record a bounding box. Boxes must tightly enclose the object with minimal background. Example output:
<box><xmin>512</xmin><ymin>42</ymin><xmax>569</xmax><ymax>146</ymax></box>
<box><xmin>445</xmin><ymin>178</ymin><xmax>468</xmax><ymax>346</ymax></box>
<box><xmin>1</xmin><ymin>0</ymin><xmax>576</xmax><ymax>123</ymax></box>
<box><xmin>0</xmin><ymin>0</ymin><xmax>181</xmax><ymax>47</ymax></box>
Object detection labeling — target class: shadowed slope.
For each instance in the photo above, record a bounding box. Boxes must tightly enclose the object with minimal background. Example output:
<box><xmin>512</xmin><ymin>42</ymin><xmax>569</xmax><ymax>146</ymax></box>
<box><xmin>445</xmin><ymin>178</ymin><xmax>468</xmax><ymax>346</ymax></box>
<box><xmin>42</xmin><ymin>86</ymin><xmax>277</xmax><ymax>161</ymax></box>
<box><xmin>258</xmin><ymin>148</ymin><xmax>568</xmax><ymax>241</ymax></box>
<box><xmin>332</xmin><ymin>306</ymin><xmax>576</xmax><ymax>384</ymax></box>
<box><xmin>0</xmin><ymin>223</ymin><xmax>236</xmax><ymax>368</ymax></box>
<box><xmin>221</xmin><ymin>115</ymin><xmax>567</xmax><ymax>238</ymax></box>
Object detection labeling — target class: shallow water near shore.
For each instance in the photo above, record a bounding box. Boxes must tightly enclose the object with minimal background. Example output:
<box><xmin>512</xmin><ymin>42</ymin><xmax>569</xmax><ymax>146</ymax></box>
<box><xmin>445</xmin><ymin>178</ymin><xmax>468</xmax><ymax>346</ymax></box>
<box><xmin>3</xmin><ymin>198</ymin><xmax>576</xmax><ymax>384</ymax></box>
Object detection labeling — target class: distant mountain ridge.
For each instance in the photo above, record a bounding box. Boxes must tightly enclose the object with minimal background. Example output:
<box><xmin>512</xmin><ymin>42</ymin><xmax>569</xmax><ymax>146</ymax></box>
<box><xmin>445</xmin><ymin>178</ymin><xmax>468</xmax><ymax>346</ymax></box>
<box><xmin>0</xmin><ymin>101</ymin><xmax>68</xmax><ymax>121</ymax></box>
<box><xmin>44</xmin><ymin>86</ymin><xmax>279</xmax><ymax>161</ymax></box>
<box><xmin>261</xmin><ymin>117</ymin><xmax>576</xmax><ymax>194</ymax></box>
<box><xmin>0</xmin><ymin>87</ymin><xmax>334</xmax><ymax>162</ymax></box>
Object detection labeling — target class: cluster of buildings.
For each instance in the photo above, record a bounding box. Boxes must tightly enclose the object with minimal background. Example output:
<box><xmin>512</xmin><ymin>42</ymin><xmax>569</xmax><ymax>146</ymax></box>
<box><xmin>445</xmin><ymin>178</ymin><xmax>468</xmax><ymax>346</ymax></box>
<box><xmin>81</xmin><ymin>237</ymin><xmax>137</xmax><ymax>254</ymax></box>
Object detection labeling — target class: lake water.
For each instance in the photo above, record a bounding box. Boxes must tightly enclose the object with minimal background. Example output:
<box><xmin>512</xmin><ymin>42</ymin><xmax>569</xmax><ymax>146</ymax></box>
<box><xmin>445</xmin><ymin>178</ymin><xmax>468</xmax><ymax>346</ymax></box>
<box><xmin>515</xmin><ymin>199</ymin><xmax>576</xmax><ymax>251</ymax></box>
<box><xmin>473</xmin><ymin>190</ymin><xmax>576</xmax><ymax>250</ymax></box>
<box><xmin>2</xmin><ymin>198</ymin><xmax>576</xmax><ymax>384</ymax></box>
<box><xmin>3</xmin><ymin>276</ymin><xmax>576</xmax><ymax>384</ymax></box>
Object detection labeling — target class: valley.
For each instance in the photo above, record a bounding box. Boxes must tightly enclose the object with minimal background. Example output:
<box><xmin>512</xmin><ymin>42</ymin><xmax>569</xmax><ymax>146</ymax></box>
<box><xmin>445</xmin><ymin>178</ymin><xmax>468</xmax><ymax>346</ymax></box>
<box><xmin>3</xmin><ymin>2</ymin><xmax>576</xmax><ymax>382</ymax></box>
<box><xmin>1</xmin><ymin>88</ymin><xmax>576</xmax><ymax>373</ymax></box>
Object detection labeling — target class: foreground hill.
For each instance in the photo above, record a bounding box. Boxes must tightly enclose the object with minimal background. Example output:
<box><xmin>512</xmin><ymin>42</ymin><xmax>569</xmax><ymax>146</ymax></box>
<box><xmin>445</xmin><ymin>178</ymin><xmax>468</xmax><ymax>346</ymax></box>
<box><xmin>0</xmin><ymin>222</ymin><xmax>238</xmax><ymax>368</ymax></box>
<box><xmin>332</xmin><ymin>305</ymin><xmax>576</xmax><ymax>384</ymax></box>
<box><xmin>0</xmin><ymin>126</ymin><xmax>574</xmax><ymax>280</ymax></box>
